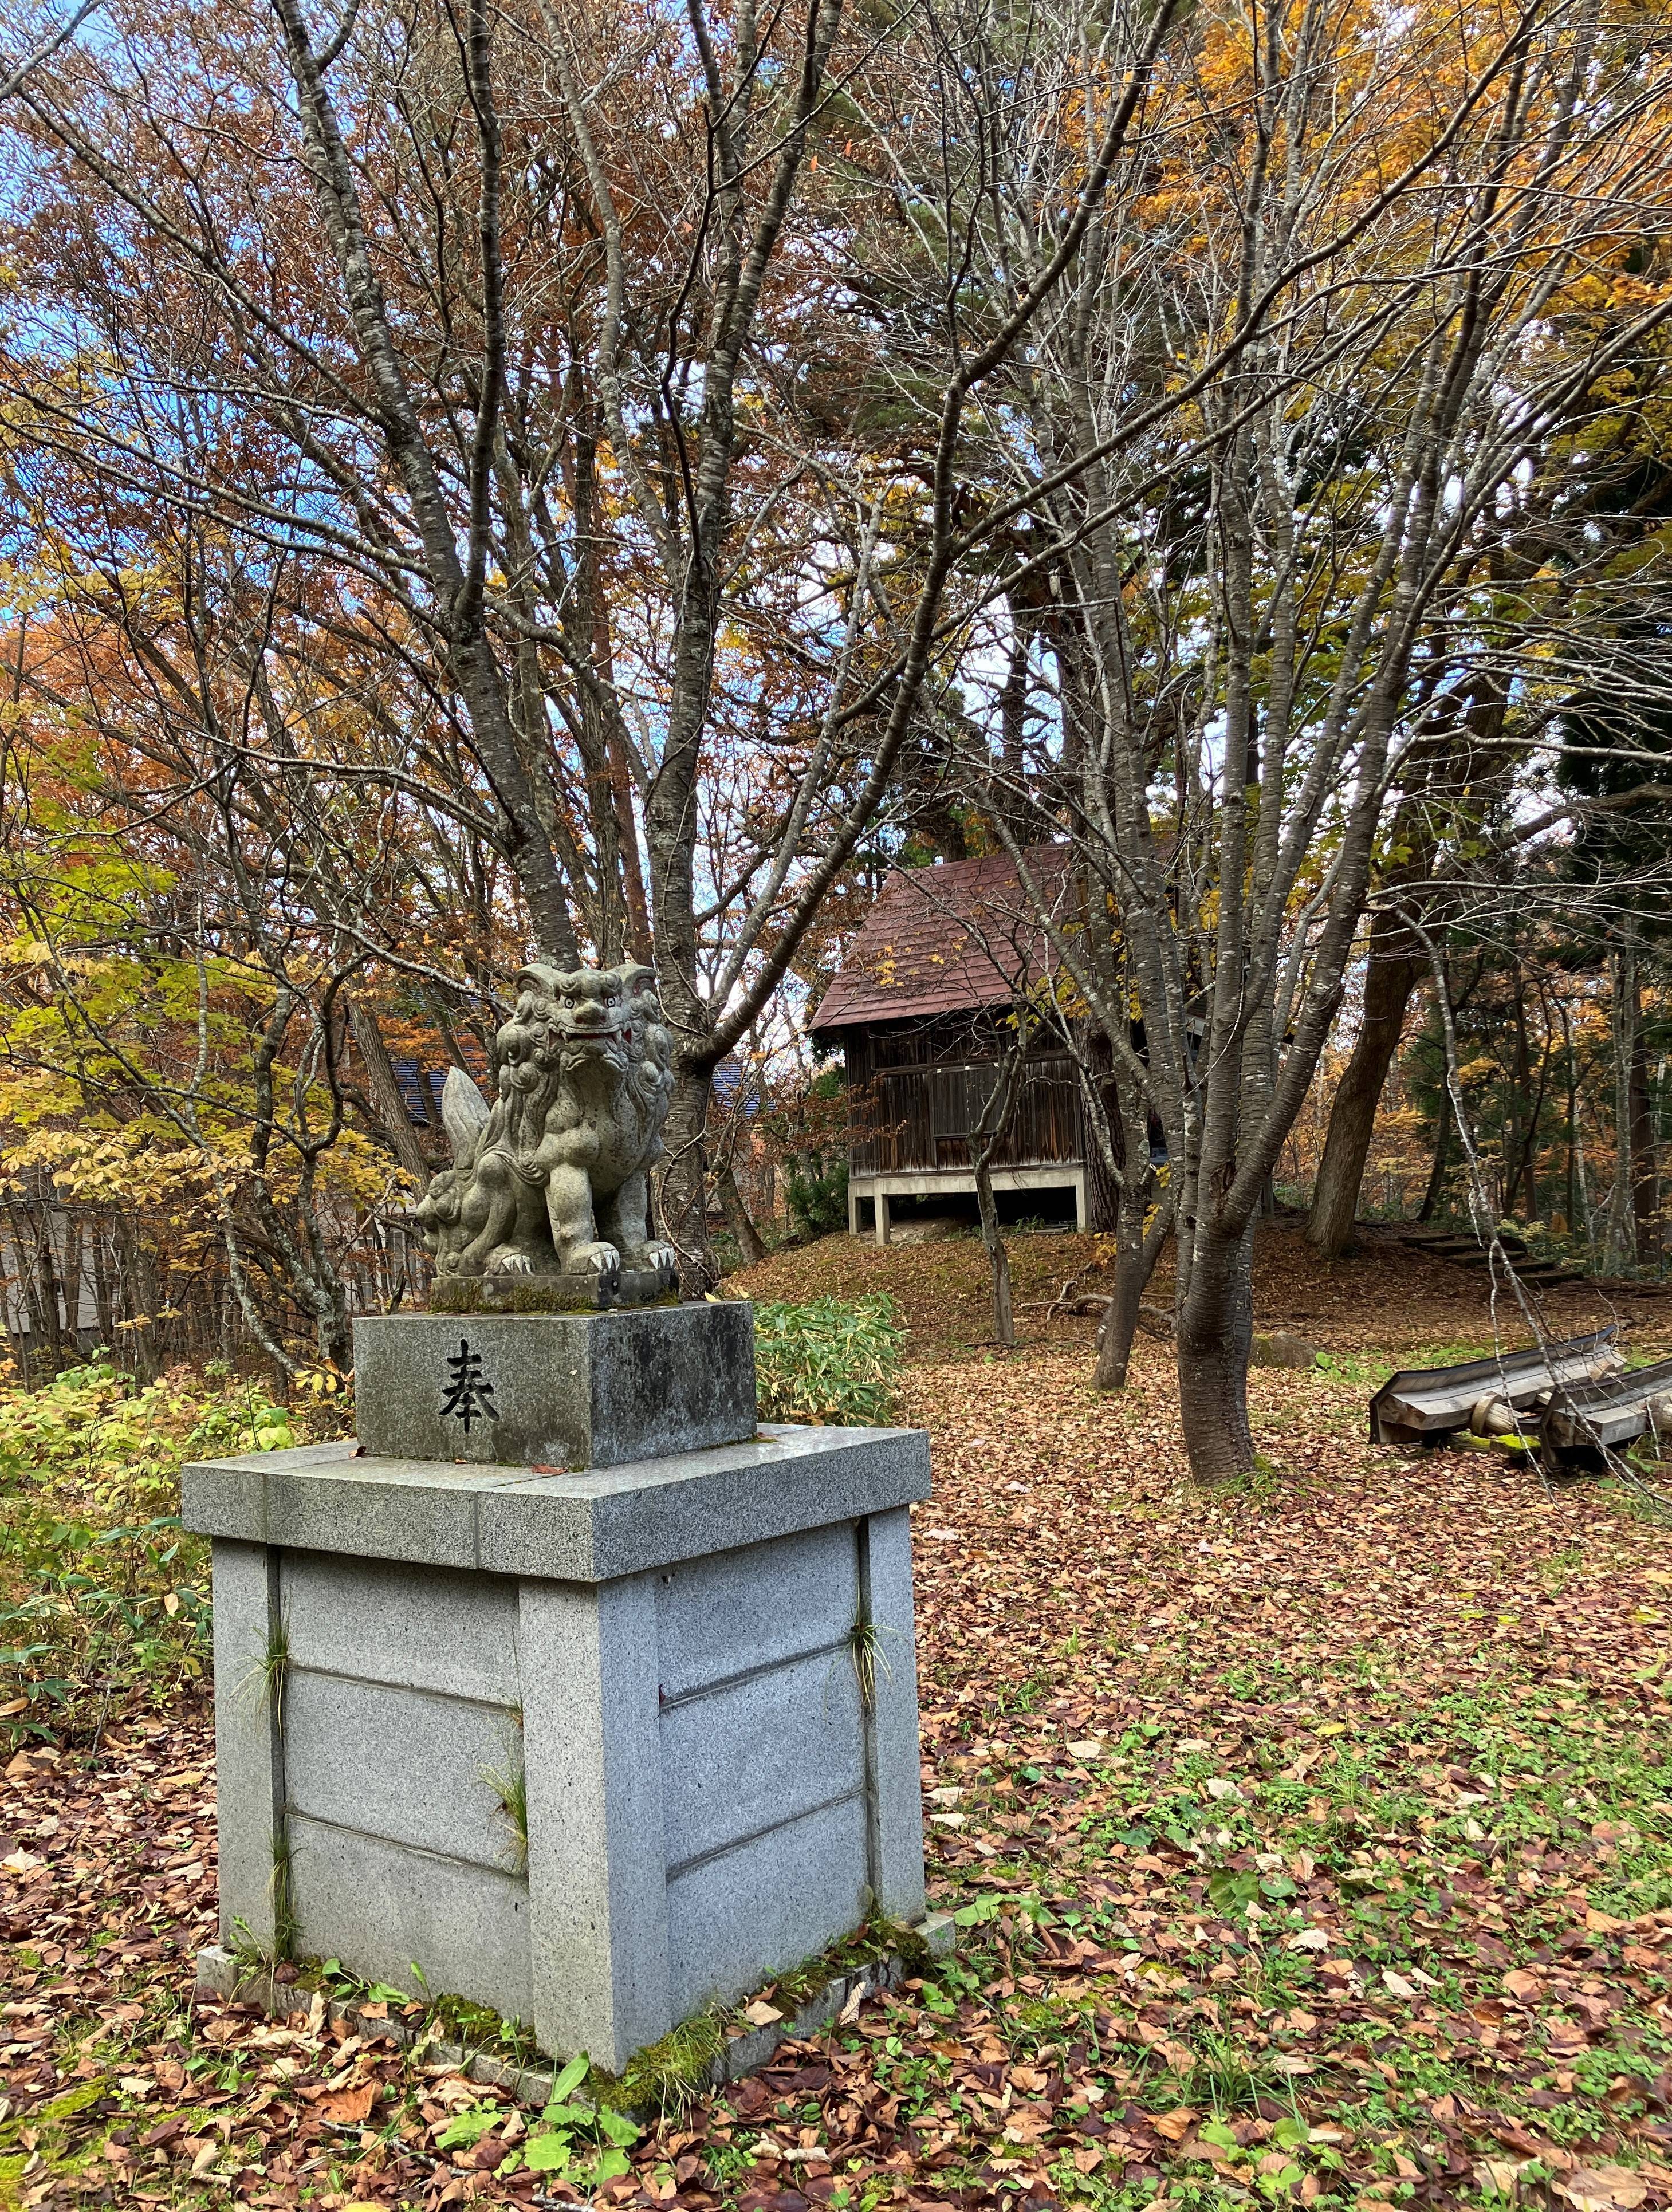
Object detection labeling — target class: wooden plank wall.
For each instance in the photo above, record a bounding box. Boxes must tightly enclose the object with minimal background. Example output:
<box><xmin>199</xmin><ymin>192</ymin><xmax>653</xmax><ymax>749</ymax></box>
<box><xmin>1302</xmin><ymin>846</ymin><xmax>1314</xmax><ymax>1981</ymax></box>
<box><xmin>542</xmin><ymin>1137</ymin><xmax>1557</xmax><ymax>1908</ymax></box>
<box><xmin>841</xmin><ymin>1020</ymin><xmax>1085</xmax><ymax>1174</ymax></box>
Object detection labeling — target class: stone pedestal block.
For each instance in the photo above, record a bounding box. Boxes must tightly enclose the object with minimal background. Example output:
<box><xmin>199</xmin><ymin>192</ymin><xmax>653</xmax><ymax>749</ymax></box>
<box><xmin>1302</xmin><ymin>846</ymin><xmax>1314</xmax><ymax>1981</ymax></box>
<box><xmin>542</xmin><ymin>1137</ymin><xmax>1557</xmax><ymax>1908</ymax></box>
<box><xmin>353</xmin><ymin>1302</ymin><xmax>756</xmax><ymax>1470</ymax></box>
<box><xmin>184</xmin><ymin>1420</ymin><xmax>931</xmax><ymax>2072</ymax></box>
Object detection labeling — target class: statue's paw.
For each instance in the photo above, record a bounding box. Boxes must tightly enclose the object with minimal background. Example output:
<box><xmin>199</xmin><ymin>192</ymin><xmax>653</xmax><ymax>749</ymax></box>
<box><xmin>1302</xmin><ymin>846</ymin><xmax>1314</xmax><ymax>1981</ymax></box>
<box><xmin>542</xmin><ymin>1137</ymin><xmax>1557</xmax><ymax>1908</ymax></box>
<box><xmin>638</xmin><ymin>1243</ymin><xmax>678</xmax><ymax>1277</ymax></box>
<box><xmin>571</xmin><ymin>1242</ymin><xmax>621</xmax><ymax>1278</ymax></box>
<box><xmin>488</xmin><ymin>1248</ymin><xmax>534</xmax><ymax>1275</ymax></box>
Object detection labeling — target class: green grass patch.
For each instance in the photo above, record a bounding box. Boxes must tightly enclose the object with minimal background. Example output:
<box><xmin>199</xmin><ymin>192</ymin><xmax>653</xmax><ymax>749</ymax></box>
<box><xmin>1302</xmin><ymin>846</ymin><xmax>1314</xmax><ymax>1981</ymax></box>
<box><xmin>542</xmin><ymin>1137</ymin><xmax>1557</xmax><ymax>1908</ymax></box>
<box><xmin>0</xmin><ymin>2079</ymin><xmax>112</xmax><ymax>2207</ymax></box>
<box><xmin>907</xmin><ymin>1655</ymin><xmax>1672</xmax><ymax>2205</ymax></box>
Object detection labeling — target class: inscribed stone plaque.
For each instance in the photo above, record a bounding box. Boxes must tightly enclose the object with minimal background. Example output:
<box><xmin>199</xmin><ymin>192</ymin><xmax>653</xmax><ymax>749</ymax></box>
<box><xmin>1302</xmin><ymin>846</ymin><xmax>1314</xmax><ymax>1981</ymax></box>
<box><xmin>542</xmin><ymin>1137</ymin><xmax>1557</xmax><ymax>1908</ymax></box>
<box><xmin>352</xmin><ymin>1304</ymin><xmax>757</xmax><ymax>1470</ymax></box>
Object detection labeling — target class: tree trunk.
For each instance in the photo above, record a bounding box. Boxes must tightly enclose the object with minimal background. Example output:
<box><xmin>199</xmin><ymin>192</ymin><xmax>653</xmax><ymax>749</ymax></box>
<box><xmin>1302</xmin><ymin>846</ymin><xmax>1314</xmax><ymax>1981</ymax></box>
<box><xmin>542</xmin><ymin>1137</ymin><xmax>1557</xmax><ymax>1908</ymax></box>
<box><xmin>973</xmin><ymin>1158</ymin><xmax>1015</xmax><ymax>1347</ymax></box>
<box><xmin>1307</xmin><ymin>929</ymin><xmax>1423</xmax><ymax>1255</ymax></box>
<box><xmin>91</xmin><ymin>1230</ymin><xmax>115</xmax><ymax>1345</ymax></box>
<box><xmin>717</xmin><ymin>1160</ymin><xmax>768</xmax><ymax>1266</ymax></box>
<box><xmin>1076</xmin><ymin>1020</ymin><xmax>1125</xmax><ymax>1234</ymax></box>
<box><xmin>1077</xmin><ymin>1018</ymin><xmax>1162</xmax><ymax>1386</ymax></box>
<box><xmin>1175</xmin><ymin>1222</ymin><xmax>1257</xmax><ymax>1479</ymax></box>
<box><xmin>1419</xmin><ymin>1107</ymin><xmax>1451</xmax><ymax>1220</ymax></box>
<box><xmin>28</xmin><ymin>1202</ymin><xmax>65</xmax><ymax>1368</ymax></box>
<box><xmin>660</xmin><ymin>1062</ymin><xmax>718</xmax><ymax>1298</ymax></box>
<box><xmin>1630</xmin><ymin>1005</ymin><xmax>1658</xmax><ymax>1265</ymax></box>
<box><xmin>61</xmin><ymin>1217</ymin><xmax>82</xmax><ymax>1352</ymax></box>
<box><xmin>347</xmin><ymin>995</ymin><xmax>435</xmax><ymax>1188</ymax></box>
<box><xmin>1507</xmin><ymin>960</ymin><xmax>1531</xmax><ymax>1217</ymax></box>
<box><xmin>316</xmin><ymin>1296</ymin><xmax>352</xmax><ymax>1373</ymax></box>
<box><xmin>1575</xmin><ymin>1081</ymin><xmax>1594</xmax><ymax>1252</ymax></box>
<box><xmin>972</xmin><ymin>1046</ymin><xmax>1023</xmax><ymax>1348</ymax></box>
<box><xmin>1094</xmin><ymin>1206</ymin><xmax>1169</xmax><ymax>1389</ymax></box>
<box><xmin>124</xmin><ymin>1226</ymin><xmax>160</xmax><ymax>1380</ymax></box>
<box><xmin>1565</xmin><ymin>1013</ymin><xmax>1578</xmax><ymax>1234</ymax></box>
<box><xmin>9</xmin><ymin>1202</ymin><xmax>44</xmax><ymax>1379</ymax></box>
<box><xmin>1095</xmin><ymin>1267</ymin><xmax>1143</xmax><ymax>1390</ymax></box>
<box><xmin>1613</xmin><ymin>914</ymin><xmax>1659</xmax><ymax>1269</ymax></box>
<box><xmin>1608</xmin><ymin>942</ymin><xmax>1638</xmax><ymax>1269</ymax></box>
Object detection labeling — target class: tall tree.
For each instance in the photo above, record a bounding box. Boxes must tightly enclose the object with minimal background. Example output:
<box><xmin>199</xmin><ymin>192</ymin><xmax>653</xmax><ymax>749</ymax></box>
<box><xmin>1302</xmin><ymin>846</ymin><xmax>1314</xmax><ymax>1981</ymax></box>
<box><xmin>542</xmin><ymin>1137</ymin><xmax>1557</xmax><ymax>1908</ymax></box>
<box><xmin>0</xmin><ymin>0</ymin><xmax>1186</xmax><ymax>1291</ymax></box>
<box><xmin>925</xmin><ymin>0</ymin><xmax>1672</xmax><ymax>1472</ymax></box>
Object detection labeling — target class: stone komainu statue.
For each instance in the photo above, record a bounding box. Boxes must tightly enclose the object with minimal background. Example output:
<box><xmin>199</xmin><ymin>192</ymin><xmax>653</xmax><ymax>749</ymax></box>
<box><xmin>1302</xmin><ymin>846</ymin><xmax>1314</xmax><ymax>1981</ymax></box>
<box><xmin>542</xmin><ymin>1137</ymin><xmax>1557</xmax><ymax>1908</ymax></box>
<box><xmin>415</xmin><ymin>962</ymin><xmax>677</xmax><ymax>1288</ymax></box>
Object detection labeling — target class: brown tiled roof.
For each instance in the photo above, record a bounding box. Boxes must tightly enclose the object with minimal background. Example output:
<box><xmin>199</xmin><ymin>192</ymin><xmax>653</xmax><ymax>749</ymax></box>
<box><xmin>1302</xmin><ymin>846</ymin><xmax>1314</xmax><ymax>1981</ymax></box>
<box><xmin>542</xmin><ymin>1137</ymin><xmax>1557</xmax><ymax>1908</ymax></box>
<box><xmin>809</xmin><ymin>847</ymin><xmax>1075</xmax><ymax>1032</ymax></box>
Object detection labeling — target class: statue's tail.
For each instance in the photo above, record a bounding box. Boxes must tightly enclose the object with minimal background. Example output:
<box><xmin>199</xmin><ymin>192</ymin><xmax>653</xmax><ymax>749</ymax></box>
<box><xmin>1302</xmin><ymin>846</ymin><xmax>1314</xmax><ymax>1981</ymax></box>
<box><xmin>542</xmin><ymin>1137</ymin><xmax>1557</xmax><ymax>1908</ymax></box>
<box><xmin>440</xmin><ymin>1065</ymin><xmax>491</xmax><ymax>1167</ymax></box>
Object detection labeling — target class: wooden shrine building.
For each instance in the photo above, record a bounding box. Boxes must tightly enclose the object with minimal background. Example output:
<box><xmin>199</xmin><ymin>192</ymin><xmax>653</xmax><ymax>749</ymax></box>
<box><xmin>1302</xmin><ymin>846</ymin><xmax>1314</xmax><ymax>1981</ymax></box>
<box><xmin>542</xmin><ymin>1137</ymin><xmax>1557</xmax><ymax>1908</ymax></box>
<box><xmin>809</xmin><ymin>847</ymin><xmax>1102</xmax><ymax>1242</ymax></box>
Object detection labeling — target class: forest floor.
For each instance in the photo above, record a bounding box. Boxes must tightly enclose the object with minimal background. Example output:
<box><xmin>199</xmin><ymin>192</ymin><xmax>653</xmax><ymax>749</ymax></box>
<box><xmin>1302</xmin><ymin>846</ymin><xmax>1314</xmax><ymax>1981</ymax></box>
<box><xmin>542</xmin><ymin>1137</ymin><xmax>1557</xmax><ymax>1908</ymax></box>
<box><xmin>2</xmin><ymin>1223</ymin><xmax>1670</xmax><ymax>2212</ymax></box>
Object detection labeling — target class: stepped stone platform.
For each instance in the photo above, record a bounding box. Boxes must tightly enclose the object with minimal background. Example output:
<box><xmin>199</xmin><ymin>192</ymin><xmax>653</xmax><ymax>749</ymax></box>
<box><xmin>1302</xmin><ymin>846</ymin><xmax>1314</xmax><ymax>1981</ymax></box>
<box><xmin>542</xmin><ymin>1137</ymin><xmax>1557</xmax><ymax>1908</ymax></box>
<box><xmin>184</xmin><ymin>1304</ymin><xmax>934</xmax><ymax>2074</ymax></box>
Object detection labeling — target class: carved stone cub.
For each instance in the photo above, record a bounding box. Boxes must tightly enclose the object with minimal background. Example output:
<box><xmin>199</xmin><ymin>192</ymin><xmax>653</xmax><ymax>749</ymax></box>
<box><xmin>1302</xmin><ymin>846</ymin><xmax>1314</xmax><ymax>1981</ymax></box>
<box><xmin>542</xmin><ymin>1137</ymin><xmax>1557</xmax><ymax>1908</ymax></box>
<box><xmin>414</xmin><ymin>962</ymin><xmax>676</xmax><ymax>1288</ymax></box>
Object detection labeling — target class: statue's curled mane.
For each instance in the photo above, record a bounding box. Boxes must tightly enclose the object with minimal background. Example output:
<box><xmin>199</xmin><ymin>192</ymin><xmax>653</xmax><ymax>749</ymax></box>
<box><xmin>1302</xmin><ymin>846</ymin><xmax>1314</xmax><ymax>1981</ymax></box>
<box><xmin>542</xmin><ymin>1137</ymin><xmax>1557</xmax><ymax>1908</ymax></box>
<box><xmin>414</xmin><ymin>961</ymin><xmax>676</xmax><ymax>1292</ymax></box>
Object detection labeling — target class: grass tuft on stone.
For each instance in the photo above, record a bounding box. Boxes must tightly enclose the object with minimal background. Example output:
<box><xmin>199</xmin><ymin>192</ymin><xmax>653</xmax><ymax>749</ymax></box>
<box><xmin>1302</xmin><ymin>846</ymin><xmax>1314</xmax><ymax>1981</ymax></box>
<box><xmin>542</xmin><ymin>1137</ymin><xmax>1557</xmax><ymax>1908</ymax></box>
<box><xmin>595</xmin><ymin>2008</ymin><xmax>729</xmax><ymax>2119</ymax></box>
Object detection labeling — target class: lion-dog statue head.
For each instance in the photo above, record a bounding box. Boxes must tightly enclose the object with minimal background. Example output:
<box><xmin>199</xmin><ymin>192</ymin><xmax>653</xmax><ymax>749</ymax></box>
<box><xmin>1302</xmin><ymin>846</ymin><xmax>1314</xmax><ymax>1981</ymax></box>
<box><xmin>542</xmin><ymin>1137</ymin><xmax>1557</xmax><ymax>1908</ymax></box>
<box><xmin>413</xmin><ymin>961</ymin><xmax>676</xmax><ymax>1292</ymax></box>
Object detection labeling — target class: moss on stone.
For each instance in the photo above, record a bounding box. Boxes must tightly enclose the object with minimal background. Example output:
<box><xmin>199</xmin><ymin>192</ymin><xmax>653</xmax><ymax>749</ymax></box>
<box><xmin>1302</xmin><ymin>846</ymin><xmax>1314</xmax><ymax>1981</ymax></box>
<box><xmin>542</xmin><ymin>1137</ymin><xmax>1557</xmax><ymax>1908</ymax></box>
<box><xmin>590</xmin><ymin>2008</ymin><xmax>729</xmax><ymax>2118</ymax></box>
<box><xmin>764</xmin><ymin>1914</ymin><xmax>920</xmax><ymax>2018</ymax></box>
<box><xmin>213</xmin><ymin>1910</ymin><xmax>939</xmax><ymax>2130</ymax></box>
<box><xmin>431</xmin><ymin>1278</ymin><xmax>583</xmax><ymax>1316</ymax></box>
<box><xmin>430</xmin><ymin>1277</ymin><xmax>679</xmax><ymax>1316</ymax></box>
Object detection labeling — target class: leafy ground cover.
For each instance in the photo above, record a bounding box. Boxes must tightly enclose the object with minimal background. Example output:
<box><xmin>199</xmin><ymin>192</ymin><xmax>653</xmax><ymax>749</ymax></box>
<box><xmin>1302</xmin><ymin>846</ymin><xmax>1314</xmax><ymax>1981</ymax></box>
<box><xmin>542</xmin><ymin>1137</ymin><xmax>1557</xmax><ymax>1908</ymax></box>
<box><xmin>736</xmin><ymin>1218</ymin><xmax>1669</xmax><ymax>1361</ymax></box>
<box><xmin>0</xmin><ymin>1362</ymin><xmax>319</xmax><ymax>1753</ymax></box>
<box><xmin>753</xmin><ymin>1296</ymin><xmax>907</xmax><ymax>1425</ymax></box>
<box><xmin>1</xmin><ymin>1227</ymin><xmax>1669</xmax><ymax>2211</ymax></box>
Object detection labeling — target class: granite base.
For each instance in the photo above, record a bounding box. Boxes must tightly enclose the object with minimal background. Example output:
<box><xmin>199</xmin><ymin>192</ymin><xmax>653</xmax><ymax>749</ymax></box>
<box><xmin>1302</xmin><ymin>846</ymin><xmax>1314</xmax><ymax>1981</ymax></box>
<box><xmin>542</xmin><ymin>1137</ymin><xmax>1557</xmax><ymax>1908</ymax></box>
<box><xmin>184</xmin><ymin>1422</ymin><xmax>931</xmax><ymax>2073</ymax></box>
